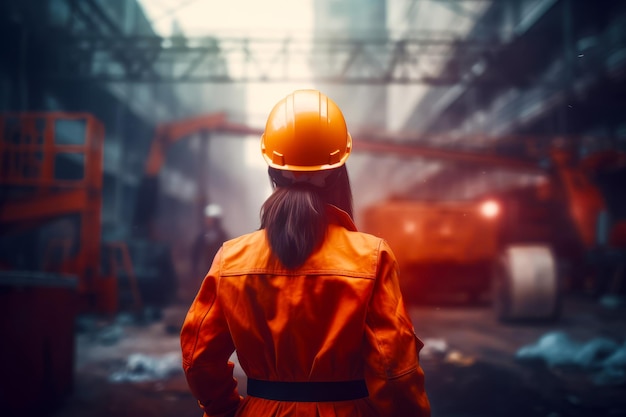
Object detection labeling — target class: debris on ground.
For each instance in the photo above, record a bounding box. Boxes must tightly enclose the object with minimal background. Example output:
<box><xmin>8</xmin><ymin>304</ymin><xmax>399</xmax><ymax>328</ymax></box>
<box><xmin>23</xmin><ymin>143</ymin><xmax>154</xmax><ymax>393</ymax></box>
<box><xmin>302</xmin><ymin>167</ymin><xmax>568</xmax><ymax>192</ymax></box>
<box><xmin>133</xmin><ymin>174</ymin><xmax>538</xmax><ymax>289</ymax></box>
<box><xmin>109</xmin><ymin>352</ymin><xmax>183</xmax><ymax>383</ymax></box>
<box><xmin>516</xmin><ymin>331</ymin><xmax>626</xmax><ymax>386</ymax></box>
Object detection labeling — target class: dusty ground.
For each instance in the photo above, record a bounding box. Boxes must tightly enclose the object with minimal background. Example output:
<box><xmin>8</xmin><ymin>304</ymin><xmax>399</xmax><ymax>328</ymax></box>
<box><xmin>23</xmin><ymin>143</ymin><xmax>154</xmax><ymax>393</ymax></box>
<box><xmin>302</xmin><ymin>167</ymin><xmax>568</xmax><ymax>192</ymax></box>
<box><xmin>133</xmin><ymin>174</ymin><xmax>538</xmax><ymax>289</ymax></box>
<box><xmin>49</xmin><ymin>306</ymin><xmax>200</xmax><ymax>417</ymax></box>
<box><xmin>39</xmin><ymin>294</ymin><xmax>626</xmax><ymax>417</ymax></box>
<box><xmin>411</xmin><ymin>294</ymin><xmax>626</xmax><ymax>417</ymax></box>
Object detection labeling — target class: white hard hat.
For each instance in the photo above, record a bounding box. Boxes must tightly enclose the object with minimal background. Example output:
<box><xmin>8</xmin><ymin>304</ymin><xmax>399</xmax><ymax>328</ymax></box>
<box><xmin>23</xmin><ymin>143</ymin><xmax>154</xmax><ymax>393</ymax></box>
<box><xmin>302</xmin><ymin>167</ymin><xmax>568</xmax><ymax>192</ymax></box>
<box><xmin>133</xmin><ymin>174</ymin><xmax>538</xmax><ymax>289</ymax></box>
<box><xmin>204</xmin><ymin>204</ymin><xmax>222</xmax><ymax>218</ymax></box>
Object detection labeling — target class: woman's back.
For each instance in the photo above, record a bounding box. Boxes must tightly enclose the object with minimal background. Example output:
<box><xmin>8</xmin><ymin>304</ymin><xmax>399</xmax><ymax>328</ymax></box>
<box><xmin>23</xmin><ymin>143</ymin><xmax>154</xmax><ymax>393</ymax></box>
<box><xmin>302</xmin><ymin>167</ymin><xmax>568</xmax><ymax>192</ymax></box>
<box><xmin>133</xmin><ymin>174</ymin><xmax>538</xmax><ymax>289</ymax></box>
<box><xmin>219</xmin><ymin>217</ymin><xmax>381</xmax><ymax>382</ymax></box>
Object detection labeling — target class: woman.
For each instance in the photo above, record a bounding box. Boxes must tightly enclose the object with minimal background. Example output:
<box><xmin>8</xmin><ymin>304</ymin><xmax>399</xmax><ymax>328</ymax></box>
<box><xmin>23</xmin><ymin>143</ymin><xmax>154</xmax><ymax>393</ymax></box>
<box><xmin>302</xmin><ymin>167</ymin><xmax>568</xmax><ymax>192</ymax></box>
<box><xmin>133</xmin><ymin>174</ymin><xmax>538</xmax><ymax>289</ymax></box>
<box><xmin>181</xmin><ymin>89</ymin><xmax>430</xmax><ymax>417</ymax></box>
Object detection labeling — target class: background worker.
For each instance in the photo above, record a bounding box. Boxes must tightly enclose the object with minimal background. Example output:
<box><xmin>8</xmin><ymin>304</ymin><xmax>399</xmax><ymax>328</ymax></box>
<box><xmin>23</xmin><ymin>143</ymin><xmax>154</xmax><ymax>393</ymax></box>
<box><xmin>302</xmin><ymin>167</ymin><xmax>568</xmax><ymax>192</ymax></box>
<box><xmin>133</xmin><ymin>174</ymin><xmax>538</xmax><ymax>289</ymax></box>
<box><xmin>181</xmin><ymin>89</ymin><xmax>430</xmax><ymax>417</ymax></box>
<box><xmin>191</xmin><ymin>203</ymin><xmax>228</xmax><ymax>284</ymax></box>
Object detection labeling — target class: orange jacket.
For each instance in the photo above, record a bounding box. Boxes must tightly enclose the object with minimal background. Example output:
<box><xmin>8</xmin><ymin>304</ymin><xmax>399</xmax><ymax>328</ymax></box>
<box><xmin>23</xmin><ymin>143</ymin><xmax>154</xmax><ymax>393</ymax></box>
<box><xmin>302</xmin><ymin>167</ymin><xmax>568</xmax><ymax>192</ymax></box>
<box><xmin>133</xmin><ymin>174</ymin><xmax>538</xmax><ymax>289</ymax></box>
<box><xmin>181</xmin><ymin>205</ymin><xmax>430</xmax><ymax>417</ymax></box>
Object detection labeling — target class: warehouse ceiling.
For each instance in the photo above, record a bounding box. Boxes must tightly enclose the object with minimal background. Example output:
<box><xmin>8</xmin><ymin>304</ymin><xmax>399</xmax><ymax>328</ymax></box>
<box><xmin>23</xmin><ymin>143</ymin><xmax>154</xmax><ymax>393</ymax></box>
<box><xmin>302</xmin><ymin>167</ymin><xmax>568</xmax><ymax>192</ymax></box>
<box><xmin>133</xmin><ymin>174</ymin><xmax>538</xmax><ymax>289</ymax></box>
<box><xmin>2</xmin><ymin>0</ymin><xmax>624</xmax><ymax>236</ymax></box>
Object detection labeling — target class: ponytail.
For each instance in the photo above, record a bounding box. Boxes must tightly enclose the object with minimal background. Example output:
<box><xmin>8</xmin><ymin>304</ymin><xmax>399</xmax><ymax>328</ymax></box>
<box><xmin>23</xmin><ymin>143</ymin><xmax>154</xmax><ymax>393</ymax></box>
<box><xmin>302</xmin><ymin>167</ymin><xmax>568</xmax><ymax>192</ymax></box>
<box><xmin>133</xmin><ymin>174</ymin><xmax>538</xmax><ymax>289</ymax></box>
<box><xmin>261</xmin><ymin>185</ymin><xmax>327</xmax><ymax>269</ymax></box>
<box><xmin>260</xmin><ymin>165</ymin><xmax>353</xmax><ymax>269</ymax></box>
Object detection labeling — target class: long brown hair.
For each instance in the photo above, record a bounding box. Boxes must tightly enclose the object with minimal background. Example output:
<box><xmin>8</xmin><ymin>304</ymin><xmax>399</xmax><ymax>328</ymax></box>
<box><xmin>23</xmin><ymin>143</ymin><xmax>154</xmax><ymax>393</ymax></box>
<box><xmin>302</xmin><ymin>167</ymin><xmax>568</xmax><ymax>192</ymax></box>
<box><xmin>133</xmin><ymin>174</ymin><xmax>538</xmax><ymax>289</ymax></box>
<box><xmin>260</xmin><ymin>165</ymin><xmax>353</xmax><ymax>269</ymax></box>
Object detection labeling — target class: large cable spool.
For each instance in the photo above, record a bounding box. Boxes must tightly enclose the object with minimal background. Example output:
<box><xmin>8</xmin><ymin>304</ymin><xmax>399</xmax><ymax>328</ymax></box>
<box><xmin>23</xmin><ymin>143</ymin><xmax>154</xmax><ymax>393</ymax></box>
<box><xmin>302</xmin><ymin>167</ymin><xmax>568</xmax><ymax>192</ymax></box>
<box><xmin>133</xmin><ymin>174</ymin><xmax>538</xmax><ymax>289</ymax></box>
<box><xmin>493</xmin><ymin>245</ymin><xmax>560</xmax><ymax>321</ymax></box>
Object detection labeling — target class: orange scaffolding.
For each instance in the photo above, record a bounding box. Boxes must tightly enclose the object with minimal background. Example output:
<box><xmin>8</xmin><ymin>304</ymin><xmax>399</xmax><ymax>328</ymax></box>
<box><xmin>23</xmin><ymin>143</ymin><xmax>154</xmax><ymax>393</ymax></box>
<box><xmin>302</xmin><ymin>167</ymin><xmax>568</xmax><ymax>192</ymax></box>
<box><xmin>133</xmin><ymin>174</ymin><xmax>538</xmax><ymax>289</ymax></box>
<box><xmin>0</xmin><ymin>112</ymin><xmax>118</xmax><ymax>313</ymax></box>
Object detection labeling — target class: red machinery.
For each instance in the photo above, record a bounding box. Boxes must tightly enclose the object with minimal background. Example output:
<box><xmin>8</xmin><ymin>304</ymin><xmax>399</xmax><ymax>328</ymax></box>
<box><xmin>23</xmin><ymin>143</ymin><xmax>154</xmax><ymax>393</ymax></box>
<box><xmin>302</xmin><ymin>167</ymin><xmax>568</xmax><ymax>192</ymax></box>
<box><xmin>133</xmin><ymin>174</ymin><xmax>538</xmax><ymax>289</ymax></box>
<box><xmin>358</xmin><ymin>138</ymin><xmax>626</xmax><ymax>321</ymax></box>
<box><xmin>0</xmin><ymin>111</ymin><xmax>260</xmax><ymax>314</ymax></box>
<box><xmin>0</xmin><ymin>112</ymin><xmax>121</xmax><ymax>313</ymax></box>
<box><xmin>133</xmin><ymin>112</ymin><xmax>261</xmax><ymax>238</ymax></box>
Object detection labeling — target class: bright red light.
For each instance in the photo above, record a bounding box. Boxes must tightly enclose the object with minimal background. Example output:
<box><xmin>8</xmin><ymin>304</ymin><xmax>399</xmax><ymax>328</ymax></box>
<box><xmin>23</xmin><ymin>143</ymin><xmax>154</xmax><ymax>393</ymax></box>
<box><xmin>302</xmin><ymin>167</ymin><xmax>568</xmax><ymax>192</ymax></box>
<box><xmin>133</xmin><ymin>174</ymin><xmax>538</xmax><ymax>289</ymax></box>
<box><xmin>480</xmin><ymin>200</ymin><xmax>500</xmax><ymax>218</ymax></box>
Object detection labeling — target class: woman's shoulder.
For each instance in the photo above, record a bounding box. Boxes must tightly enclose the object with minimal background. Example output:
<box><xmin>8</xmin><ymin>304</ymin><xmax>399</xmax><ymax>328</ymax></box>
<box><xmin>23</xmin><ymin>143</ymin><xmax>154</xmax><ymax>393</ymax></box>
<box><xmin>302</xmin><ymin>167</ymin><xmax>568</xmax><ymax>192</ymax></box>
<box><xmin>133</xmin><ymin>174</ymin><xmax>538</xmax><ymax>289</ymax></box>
<box><xmin>222</xmin><ymin>229</ymin><xmax>266</xmax><ymax>249</ymax></box>
<box><xmin>327</xmin><ymin>224</ymin><xmax>396</xmax><ymax>258</ymax></box>
<box><xmin>212</xmin><ymin>230</ymin><xmax>269</xmax><ymax>275</ymax></box>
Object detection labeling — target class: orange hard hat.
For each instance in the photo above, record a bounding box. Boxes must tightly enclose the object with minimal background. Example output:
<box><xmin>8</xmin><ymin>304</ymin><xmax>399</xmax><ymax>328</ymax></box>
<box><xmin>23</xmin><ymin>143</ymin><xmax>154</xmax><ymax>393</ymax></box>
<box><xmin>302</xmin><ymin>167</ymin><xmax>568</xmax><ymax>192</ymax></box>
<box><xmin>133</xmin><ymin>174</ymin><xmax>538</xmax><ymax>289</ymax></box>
<box><xmin>260</xmin><ymin>89</ymin><xmax>352</xmax><ymax>171</ymax></box>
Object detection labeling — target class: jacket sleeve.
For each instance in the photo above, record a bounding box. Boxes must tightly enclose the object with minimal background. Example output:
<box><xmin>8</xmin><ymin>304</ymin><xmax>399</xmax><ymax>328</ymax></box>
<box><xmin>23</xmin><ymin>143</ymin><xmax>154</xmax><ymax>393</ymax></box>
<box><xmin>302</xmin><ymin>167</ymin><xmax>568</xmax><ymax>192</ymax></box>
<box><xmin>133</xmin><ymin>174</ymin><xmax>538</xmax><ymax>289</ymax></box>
<box><xmin>363</xmin><ymin>240</ymin><xmax>431</xmax><ymax>417</ymax></box>
<box><xmin>181</xmin><ymin>248</ymin><xmax>242</xmax><ymax>417</ymax></box>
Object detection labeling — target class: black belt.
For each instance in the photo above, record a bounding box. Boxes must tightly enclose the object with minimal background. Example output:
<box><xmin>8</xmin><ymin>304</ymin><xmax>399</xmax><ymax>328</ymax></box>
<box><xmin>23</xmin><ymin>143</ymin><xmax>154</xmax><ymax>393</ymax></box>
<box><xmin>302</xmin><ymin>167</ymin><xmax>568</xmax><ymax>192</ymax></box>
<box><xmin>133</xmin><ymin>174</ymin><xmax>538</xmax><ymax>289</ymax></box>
<box><xmin>247</xmin><ymin>378</ymin><xmax>369</xmax><ymax>402</ymax></box>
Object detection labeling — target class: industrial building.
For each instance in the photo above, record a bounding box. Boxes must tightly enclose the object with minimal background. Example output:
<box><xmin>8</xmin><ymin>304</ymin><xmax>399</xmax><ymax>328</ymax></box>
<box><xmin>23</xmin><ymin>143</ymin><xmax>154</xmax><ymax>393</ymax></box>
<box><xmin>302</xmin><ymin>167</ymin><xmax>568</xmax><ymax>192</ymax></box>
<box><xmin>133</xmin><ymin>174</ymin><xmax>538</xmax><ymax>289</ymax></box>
<box><xmin>0</xmin><ymin>0</ymin><xmax>625</xmax><ymax>416</ymax></box>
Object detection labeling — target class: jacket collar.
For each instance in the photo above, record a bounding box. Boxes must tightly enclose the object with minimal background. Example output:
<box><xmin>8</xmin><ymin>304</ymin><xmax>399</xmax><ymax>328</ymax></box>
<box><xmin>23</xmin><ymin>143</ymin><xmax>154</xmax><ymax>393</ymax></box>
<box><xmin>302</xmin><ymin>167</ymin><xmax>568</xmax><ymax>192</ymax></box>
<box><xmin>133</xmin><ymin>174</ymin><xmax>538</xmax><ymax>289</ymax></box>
<box><xmin>326</xmin><ymin>204</ymin><xmax>357</xmax><ymax>232</ymax></box>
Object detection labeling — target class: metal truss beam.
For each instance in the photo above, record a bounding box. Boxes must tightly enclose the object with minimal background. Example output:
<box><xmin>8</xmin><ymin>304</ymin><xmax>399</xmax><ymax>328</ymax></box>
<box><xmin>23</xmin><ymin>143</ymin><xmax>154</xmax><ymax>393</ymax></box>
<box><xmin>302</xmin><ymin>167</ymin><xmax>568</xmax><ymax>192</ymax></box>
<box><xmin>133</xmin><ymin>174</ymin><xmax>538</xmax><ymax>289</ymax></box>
<box><xmin>41</xmin><ymin>34</ymin><xmax>501</xmax><ymax>85</ymax></box>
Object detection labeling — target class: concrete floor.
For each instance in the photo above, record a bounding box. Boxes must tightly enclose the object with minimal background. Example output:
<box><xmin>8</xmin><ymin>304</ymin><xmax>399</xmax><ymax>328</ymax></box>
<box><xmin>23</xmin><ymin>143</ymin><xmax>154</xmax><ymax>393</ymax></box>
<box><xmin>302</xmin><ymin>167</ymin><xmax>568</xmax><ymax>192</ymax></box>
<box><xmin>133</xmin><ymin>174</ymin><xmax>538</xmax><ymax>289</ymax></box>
<box><xmin>412</xmin><ymin>294</ymin><xmax>626</xmax><ymax>417</ymax></box>
<box><xmin>42</xmin><ymin>294</ymin><xmax>626</xmax><ymax>417</ymax></box>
